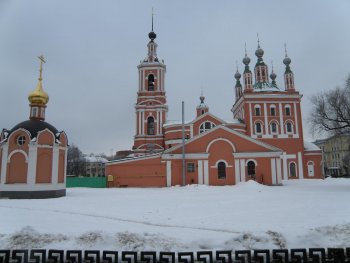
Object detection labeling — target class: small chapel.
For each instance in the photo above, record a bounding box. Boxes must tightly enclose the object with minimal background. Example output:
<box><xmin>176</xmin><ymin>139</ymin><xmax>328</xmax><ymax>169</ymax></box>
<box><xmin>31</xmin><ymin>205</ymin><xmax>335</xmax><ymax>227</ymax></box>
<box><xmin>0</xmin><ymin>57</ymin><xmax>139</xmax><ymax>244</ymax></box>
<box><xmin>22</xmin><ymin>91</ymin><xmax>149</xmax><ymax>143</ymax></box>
<box><xmin>105</xmin><ymin>25</ymin><xmax>323</xmax><ymax>187</ymax></box>
<box><xmin>0</xmin><ymin>56</ymin><xmax>68</xmax><ymax>198</ymax></box>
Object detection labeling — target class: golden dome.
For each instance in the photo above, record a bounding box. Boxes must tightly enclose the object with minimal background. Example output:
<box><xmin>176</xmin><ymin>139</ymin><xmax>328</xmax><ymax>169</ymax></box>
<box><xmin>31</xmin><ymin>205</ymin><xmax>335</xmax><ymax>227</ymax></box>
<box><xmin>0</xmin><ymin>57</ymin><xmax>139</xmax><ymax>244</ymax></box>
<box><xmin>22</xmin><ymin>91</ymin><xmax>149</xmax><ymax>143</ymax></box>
<box><xmin>28</xmin><ymin>55</ymin><xmax>49</xmax><ymax>105</ymax></box>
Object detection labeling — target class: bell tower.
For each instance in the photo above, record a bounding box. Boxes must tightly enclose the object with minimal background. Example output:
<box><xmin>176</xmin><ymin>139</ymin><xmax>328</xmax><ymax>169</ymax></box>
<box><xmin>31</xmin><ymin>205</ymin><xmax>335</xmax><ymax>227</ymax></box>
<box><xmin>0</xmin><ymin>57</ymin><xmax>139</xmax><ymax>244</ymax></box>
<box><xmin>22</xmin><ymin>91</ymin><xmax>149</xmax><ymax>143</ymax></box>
<box><xmin>133</xmin><ymin>14</ymin><xmax>168</xmax><ymax>155</ymax></box>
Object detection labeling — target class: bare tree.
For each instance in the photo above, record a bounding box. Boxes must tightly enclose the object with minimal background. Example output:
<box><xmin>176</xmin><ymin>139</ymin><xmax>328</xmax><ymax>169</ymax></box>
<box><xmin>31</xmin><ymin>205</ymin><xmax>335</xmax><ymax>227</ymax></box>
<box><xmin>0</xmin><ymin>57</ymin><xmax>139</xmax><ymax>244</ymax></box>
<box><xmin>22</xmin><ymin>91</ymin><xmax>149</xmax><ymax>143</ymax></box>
<box><xmin>310</xmin><ymin>75</ymin><xmax>350</xmax><ymax>135</ymax></box>
<box><xmin>66</xmin><ymin>144</ymin><xmax>86</xmax><ymax>176</ymax></box>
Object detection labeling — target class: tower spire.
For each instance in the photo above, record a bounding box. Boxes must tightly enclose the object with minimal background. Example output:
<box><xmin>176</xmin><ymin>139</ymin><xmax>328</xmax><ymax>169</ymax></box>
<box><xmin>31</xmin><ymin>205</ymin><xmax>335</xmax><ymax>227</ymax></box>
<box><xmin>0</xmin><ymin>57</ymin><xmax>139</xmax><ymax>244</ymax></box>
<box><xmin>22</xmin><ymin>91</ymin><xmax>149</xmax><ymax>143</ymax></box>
<box><xmin>151</xmin><ymin>7</ymin><xmax>154</xmax><ymax>32</ymax></box>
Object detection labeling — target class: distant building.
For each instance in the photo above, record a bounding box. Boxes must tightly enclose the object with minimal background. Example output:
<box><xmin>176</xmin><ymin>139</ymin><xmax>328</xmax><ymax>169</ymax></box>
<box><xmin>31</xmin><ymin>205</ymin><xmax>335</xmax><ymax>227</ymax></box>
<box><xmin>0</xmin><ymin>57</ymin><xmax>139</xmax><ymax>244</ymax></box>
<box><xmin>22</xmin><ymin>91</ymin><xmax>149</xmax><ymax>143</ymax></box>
<box><xmin>314</xmin><ymin>134</ymin><xmax>350</xmax><ymax>177</ymax></box>
<box><xmin>84</xmin><ymin>156</ymin><xmax>108</xmax><ymax>177</ymax></box>
<box><xmin>105</xmin><ymin>25</ymin><xmax>322</xmax><ymax>187</ymax></box>
<box><xmin>0</xmin><ymin>56</ymin><xmax>68</xmax><ymax>198</ymax></box>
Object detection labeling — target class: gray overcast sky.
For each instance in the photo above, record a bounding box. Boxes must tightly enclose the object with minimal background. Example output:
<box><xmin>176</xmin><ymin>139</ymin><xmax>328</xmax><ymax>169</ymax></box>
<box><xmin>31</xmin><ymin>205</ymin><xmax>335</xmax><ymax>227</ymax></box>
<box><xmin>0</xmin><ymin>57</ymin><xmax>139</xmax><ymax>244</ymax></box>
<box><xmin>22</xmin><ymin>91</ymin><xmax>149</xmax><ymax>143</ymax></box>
<box><xmin>1</xmin><ymin>1</ymin><xmax>350</xmax><ymax>155</ymax></box>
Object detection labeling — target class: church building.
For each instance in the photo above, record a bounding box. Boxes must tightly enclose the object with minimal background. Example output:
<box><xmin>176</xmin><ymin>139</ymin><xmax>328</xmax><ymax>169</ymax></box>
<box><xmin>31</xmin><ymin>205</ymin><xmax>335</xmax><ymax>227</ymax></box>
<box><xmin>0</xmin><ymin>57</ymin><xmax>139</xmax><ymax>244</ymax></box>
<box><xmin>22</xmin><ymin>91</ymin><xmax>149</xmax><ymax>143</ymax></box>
<box><xmin>105</xmin><ymin>27</ymin><xmax>322</xmax><ymax>187</ymax></box>
<box><xmin>0</xmin><ymin>56</ymin><xmax>68</xmax><ymax>198</ymax></box>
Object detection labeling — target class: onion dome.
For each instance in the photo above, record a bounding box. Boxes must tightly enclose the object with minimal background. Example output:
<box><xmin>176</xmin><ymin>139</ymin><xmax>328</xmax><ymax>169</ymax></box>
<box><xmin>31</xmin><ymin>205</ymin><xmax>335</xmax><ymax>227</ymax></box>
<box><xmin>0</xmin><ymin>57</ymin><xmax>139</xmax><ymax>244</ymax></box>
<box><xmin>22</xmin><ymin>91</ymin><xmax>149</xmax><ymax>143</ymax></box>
<box><xmin>270</xmin><ymin>71</ymin><xmax>277</xmax><ymax>81</ymax></box>
<box><xmin>8</xmin><ymin>119</ymin><xmax>58</xmax><ymax>139</ymax></box>
<box><xmin>28</xmin><ymin>55</ymin><xmax>49</xmax><ymax>106</ymax></box>
<box><xmin>234</xmin><ymin>69</ymin><xmax>241</xmax><ymax>80</ymax></box>
<box><xmin>242</xmin><ymin>55</ymin><xmax>251</xmax><ymax>65</ymax></box>
<box><xmin>148</xmin><ymin>31</ymin><xmax>157</xmax><ymax>41</ymax></box>
<box><xmin>283</xmin><ymin>56</ymin><xmax>291</xmax><ymax>66</ymax></box>
<box><xmin>255</xmin><ymin>46</ymin><xmax>264</xmax><ymax>58</ymax></box>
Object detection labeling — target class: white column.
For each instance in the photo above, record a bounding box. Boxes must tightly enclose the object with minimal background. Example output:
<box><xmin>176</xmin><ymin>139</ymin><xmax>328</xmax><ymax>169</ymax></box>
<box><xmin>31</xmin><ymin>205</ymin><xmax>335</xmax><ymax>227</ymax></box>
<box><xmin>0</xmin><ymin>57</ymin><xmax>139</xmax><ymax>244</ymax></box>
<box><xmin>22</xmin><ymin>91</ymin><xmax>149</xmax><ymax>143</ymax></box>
<box><xmin>264</xmin><ymin>103</ymin><xmax>269</xmax><ymax>135</ymax></box>
<box><xmin>234</xmin><ymin>159</ymin><xmax>240</xmax><ymax>184</ymax></box>
<box><xmin>156</xmin><ymin>111</ymin><xmax>160</xmax><ymax>135</ymax></box>
<box><xmin>240</xmin><ymin>159</ymin><xmax>246</xmax><ymax>182</ymax></box>
<box><xmin>271</xmin><ymin>158</ymin><xmax>276</xmax><ymax>185</ymax></box>
<box><xmin>141</xmin><ymin>111</ymin><xmax>145</xmax><ymax>135</ymax></box>
<box><xmin>64</xmin><ymin>148</ymin><xmax>68</xmax><ymax>183</ymax></box>
<box><xmin>0</xmin><ymin>145</ymin><xmax>9</xmax><ymax>184</ymax></box>
<box><xmin>203</xmin><ymin>160</ymin><xmax>209</xmax><ymax>185</ymax></box>
<box><xmin>279</xmin><ymin>103</ymin><xmax>284</xmax><ymax>134</ymax></box>
<box><xmin>166</xmin><ymin>161</ymin><xmax>171</xmax><ymax>186</ymax></box>
<box><xmin>294</xmin><ymin>102</ymin><xmax>299</xmax><ymax>137</ymax></box>
<box><xmin>52</xmin><ymin>146</ymin><xmax>59</xmax><ymax>184</ymax></box>
<box><xmin>298</xmin><ymin>152</ymin><xmax>304</xmax><ymax>179</ymax></box>
<box><xmin>249</xmin><ymin>103</ymin><xmax>253</xmax><ymax>136</ymax></box>
<box><xmin>160</xmin><ymin>111</ymin><xmax>163</xmax><ymax>134</ymax></box>
<box><xmin>27</xmin><ymin>144</ymin><xmax>38</xmax><ymax>185</ymax></box>
<box><xmin>282</xmin><ymin>152</ymin><xmax>288</xmax><ymax>180</ymax></box>
<box><xmin>198</xmin><ymin>160</ymin><xmax>203</xmax><ymax>184</ymax></box>
<box><xmin>276</xmin><ymin>158</ymin><xmax>282</xmax><ymax>184</ymax></box>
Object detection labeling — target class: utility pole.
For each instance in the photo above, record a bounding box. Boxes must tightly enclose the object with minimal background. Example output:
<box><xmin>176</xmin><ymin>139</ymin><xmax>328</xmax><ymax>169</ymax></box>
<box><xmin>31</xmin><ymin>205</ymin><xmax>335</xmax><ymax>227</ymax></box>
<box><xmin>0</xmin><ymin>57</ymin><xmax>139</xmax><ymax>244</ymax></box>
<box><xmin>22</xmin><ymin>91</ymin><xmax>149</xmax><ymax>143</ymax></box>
<box><xmin>182</xmin><ymin>101</ymin><xmax>186</xmax><ymax>186</ymax></box>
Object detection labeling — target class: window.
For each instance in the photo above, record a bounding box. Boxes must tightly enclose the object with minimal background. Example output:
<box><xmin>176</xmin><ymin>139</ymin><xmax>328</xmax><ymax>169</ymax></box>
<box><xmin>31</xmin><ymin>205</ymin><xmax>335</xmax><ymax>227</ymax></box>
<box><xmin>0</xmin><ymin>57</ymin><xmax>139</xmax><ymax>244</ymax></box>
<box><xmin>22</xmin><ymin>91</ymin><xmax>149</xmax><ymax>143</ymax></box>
<box><xmin>218</xmin><ymin>162</ymin><xmax>226</xmax><ymax>179</ymax></box>
<box><xmin>31</xmin><ymin>107</ymin><xmax>38</xmax><ymax>117</ymax></box>
<box><xmin>270</xmin><ymin>107</ymin><xmax>276</xmax><ymax>116</ymax></box>
<box><xmin>199</xmin><ymin>121</ymin><xmax>216</xmax><ymax>134</ymax></box>
<box><xmin>147</xmin><ymin>117</ymin><xmax>155</xmax><ymax>135</ymax></box>
<box><xmin>255</xmin><ymin>106</ymin><xmax>261</xmax><ymax>116</ymax></box>
<box><xmin>289</xmin><ymin>162</ymin><xmax>297</xmax><ymax>177</ymax></box>
<box><xmin>286</xmin><ymin>122</ymin><xmax>293</xmax><ymax>133</ymax></box>
<box><xmin>148</xmin><ymin>74</ymin><xmax>155</xmax><ymax>91</ymax></box>
<box><xmin>285</xmin><ymin>106</ymin><xmax>291</xmax><ymax>116</ymax></box>
<box><xmin>247</xmin><ymin>161</ymin><xmax>256</xmax><ymax>177</ymax></box>
<box><xmin>270</xmin><ymin>122</ymin><xmax>277</xmax><ymax>134</ymax></box>
<box><xmin>187</xmin><ymin>163</ymin><xmax>195</xmax><ymax>173</ymax></box>
<box><xmin>255</xmin><ymin>122</ymin><xmax>262</xmax><ymax>134</ymax></box>
<box><xmin>17</xmin><ymin>135</ymin><xmax>26</xmax><ymax>146</ymax></box>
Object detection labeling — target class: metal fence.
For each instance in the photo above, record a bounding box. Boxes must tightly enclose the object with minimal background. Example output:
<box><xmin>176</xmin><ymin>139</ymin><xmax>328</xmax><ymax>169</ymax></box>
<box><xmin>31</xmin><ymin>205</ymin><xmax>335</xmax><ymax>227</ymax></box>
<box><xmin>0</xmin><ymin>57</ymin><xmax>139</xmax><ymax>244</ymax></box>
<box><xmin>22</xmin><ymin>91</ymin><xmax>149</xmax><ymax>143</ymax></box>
<box><xmin>0</xmin><ymin>248</ymin><xmax>349</xmax><ymax>263</ymax></box>
<box><xmin>66</xmin><ymin>177</ymin><xmax>107</xmax><ymax>188</ymax></box>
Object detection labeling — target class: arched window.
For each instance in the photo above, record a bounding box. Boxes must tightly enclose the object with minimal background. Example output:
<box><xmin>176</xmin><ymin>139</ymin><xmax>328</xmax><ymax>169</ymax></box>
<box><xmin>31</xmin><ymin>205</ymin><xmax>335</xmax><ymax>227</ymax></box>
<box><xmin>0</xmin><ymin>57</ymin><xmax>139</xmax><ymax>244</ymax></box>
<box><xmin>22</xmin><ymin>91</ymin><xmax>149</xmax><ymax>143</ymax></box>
<box><xmin>255</xmin><ymin>122</ymin><xmax>262</xmax><ymax>134</ymax></box>
<box><xmin>148</xmin><ymin>74</ymin><xmax>155</xmax><ymax>91</ymax></box>
<box><xmin>247</xmin><ymin>161</ymin><xmax>256</xmax><ymax>177</ymax></box>
<box><xmin>199</xmin><ymin>121</ymin><xmax>216</xmax><ymax>134</ymax></box>
<box><xmin>270</xmin><ymin>106</ymin><xmax>276</xmax><ymax>116</ymax></box>
<box><xmin>289</xmin><ymin>162</ymin><xmax>297</xmax><ymax>177</ymax></box>
<box><xmin>218</xmin><ymin>162</ymin><xmax>226</xmax><ymax>179</ymax></box>
<box><xmin>147</xmin><ymin>117</ymin><xmax>155</xmax><ymax>135</ymax></box>
<box><xmin>285</xmin><ymin>106</ymin><xmax>291</xmax><ymax>116</ymax></box>
<box><xmin>254</xmin><ymin>105</ymin><xmax>261</xmax><ymax>116</ymax></box>
<box><xmin>270</xmin><ymin>122</ymin><xmax>277</xmax><ymax>134</ymax></box>
<box><xmin>286</xmin><ymin>122</ymin><xmax>293</xmax><ymax>133</ymax></box>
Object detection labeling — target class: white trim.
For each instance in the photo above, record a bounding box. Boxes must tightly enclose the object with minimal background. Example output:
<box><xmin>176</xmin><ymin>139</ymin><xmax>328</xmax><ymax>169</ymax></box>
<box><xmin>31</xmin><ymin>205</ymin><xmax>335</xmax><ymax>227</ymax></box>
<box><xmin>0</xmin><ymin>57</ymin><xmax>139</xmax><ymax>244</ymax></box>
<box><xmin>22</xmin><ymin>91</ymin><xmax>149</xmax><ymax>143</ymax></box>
<box><xmin>190</xmin><ymin>124</ymin><xmax>193</xmax><ymax>137</ymax></box>
<box><xmin>243</xmin><ymin>94</ymin><xmax>302</xmax><ymax>100</ymax></box>
<box><xmin>233</xmin><ymin>152</ymin><xmax>281</xmax><ymax>158</ymax></box>
<box><xmin>234</xmin><ymin>159</ymin><xmax>240</xmax><ymax>184</ymax></box>
<box><xmin>8</xmin><ymin>150</ymin><xmax>28</xmax><ymax>163</ymax></box>
<box><xmin>254</xmin><ymin>120</ymin><xmax>264</xmax><ymax>135</ymax></box>
<box><xmin>166</xmin><ymin>161</ymin><xmax>171</xmax><ymax>186</ymax></box>
<box><xmin>0</xmin><ymin>183</ymin><xmax>65</xmax><ymax>191</ymax></box>
<box><xmin>164</xmin><ymin>129</ymin><xmax>191</xmax><ymax>135</ymax></box>
<box><xmin>162</xmin><ymin>153</ymin><xmax>209</xmax><ymax>160</ymax></box>
<box><xmin>0</xmin><ymin>144</ymin><xmax>9</xmax><ymax>184</ymax></box>
<box><xmin>281</xmin><ymin>152</ymin><xmax>288</xmax><ymax>180</ymax></box>
<box><xmin>279</xmin><ymin>103</ymin><xmax>284</xmax><ymax>134</ymax></box>
<box><xmin>27</xmin><ymin>144</ymin><xmax>38</xmax><ymax>185</ymax></box>
<box><xmin>271</xmin><ymin>158</ymin><xmax>276</xmax><ymax>185</ymax></box>
<box><xmin>64</xmin><ymin>148</ymin><xmax>68</xmax><ymax>183</ymax></box>
<box><xmin>203</xmin><ymin>160</ymin><xmax>209</xmax><ymax>185</ymax></box>
<box><xmin>211</xmin><ymin>159</ymin><xmax>232</xmax><ymax>168</ymax></box>
<box><xmin>298</xmin><ymin>152</ymin><xmax>304</xmax><ymax>179</ymax></box>
<box><xmin>106</xmin><ymin>153</ymin><xmax>161</xmax><ymax>165</ymax></box>
<box><xmin>304</xmin><ymin>152</ymin><xmax>322</xmax><ymax>156</ymax></box>
<box><xmin>165</xmin><ymin>139</ymin><xmax>182</xmax><ymax>145</ymax></box>
<box><xmin>206</xmin><ymin>138</ymin><xmax>236</xmax><ymax>152</ymax></box>
<box><xmin>7</xmin><ymin>128</ymin><xmax>31</xmax><ymax>143</ymax></box>
<box><xmin>249</xmin><ymin>103</ymin><xmax>253</xmax><ymax>136</ymax></box>
<box><xmin>245</xmin><ymin>159</ymin><xmax>258</xmax><ymax>166</ymax></box>
<box><xmin>198</xmin><ymin>160</ymin><xmax>203</xmax><ymax>184</ymax></box>
<box><xmin>294</xmin><ymin>102</ymin><xmax>299</xmax><ymax>135</ymax></box>
<box><xmin>264</xmin><ymin>103</ymin><xmax>269</xmax><ymax>135</ymax></box>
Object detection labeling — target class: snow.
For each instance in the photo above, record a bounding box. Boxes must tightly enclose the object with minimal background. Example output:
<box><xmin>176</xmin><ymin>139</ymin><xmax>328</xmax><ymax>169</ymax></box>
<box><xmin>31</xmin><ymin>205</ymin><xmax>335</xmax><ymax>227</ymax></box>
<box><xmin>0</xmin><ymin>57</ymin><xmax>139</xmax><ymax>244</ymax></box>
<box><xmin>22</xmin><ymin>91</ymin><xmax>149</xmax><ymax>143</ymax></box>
<box><xmin>1</xmin><ymin>179</ymin><xmax>350</xmax><ymax>250</ymax></box>
<box><xmin>304</xmin><ymin>141</ymin><xmax>321</xmax><ymax>151</ymax></box>
<box><xmin>84</xmin><ymin>156</ymin><xmax>109</xmax><ymax>163</ymax></box>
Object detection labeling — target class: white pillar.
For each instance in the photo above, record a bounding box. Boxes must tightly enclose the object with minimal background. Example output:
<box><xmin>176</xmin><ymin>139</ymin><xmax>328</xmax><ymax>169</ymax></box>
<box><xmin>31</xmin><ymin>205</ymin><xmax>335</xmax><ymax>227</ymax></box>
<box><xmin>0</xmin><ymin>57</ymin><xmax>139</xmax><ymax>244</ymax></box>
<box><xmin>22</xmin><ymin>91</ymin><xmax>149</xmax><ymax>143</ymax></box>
<box><xmin>0</xmin><ymin>144</ymin><xmax>9</xmax><ymax>184</ymax></box>
<box><xmin>271</xmin><ymin>158</ymin><xmax>276</xmax><ymax>185</ymax></box>
<box><xmin>198</xmin><ymin>160</ymin><xmax>203</xmax><ymax>184</ymax></box>
<box><xmin>166</xmin><ymin>161</ymin><xmax>171</xmax><ymax>186</ymax></box>
<box><xmin>160</xmin><ymin>111</ymin><xmax>163</xmax><ymax>134</ymax></box>
<box><xmin>279</xmin><ymin>103</ymin><xmax>284</xmax><ymax>134</ymax></box>
<box><xmin>276</xmin><ymin>158</ymin><xmax>282</xmax><ymax>184</ymax></box>
<box><xmin>240</xmin><ymin>159</ymin><xmax>246</xmax><ymax>182</ymax></box>
<box><xmin>156</xmin><ymin>111</ymin><xmax>160</xmax><ymax>135</ymax></box>
<box><xmin>52</xmin><ymin>146</ymin><xmax>59</xmax><ymax>184</ymax></box>
<box><xmin>64</xmin><ymin>148</ymin><xmax>68</xmax><ymax>183</ymax></box>
<box><xmin>294</xmin><ymin>103</ymin><xmax>299</xmax><ymax>137</ymax></box>
<box><xmin>298</xmin><ymin>152</ymin><xmax>304</xmax><ymax>179</ymax></box>
<box><xmin>141</xmin><ymin>111</ymin><xmax>145</xmax><ymax>135</ymax></box>
<box><xmin>234</xmin><ymin>159</ymin><xmax>240</xmax><ymax>184</ymax></box>
<box><xmin>282</xmin><ymin>152</ymin><xmax>288</xmax><ymax>180</ymax></box>
<box><xmin>27</xmin><ymin>144</ymin><xmax>38</xmax><ymax>185</ymax></box>
<box><xmin>264</xmin><ymin>103</ymin><xmax>269</xmax><ymax>135</ymax></box>
<box><xmin>249</xmin><ymin>103</ymin><xmax>253</xmax><ymax>136</ymax></box>
<box><xmin>203</xmin><ymin>160</ymin><xmax>209</xmax><ymax>185</ymax></box>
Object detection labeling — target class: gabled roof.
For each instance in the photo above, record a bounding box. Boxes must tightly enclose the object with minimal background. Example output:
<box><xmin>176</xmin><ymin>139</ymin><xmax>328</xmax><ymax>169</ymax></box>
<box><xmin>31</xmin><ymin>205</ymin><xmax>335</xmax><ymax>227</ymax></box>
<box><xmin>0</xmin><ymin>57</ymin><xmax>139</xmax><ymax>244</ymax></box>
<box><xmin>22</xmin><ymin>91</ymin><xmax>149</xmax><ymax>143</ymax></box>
<box><xmin>163</xmin><ymin>124</ymin><xmax>282</xmax><ymax>154</ymax></box>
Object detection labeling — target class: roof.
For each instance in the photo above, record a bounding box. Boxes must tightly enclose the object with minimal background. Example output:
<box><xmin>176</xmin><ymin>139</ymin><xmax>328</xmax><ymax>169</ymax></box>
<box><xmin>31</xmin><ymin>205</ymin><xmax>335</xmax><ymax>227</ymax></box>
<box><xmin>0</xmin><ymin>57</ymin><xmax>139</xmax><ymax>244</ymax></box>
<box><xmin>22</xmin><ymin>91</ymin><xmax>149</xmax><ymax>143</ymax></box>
<box><xmin>304</xmin><ymin>141</ymin><xmax>321</xmax><ymax>151</ymax></box>
<box><xmin>85</xmin><ymin>156</ymin><xmax>109</xmax><ymax>163</ymax></box>
<box><xmin>8</xmin><ymin>119</ymin><xmax>59</xmax><ymax>139</ymax></box>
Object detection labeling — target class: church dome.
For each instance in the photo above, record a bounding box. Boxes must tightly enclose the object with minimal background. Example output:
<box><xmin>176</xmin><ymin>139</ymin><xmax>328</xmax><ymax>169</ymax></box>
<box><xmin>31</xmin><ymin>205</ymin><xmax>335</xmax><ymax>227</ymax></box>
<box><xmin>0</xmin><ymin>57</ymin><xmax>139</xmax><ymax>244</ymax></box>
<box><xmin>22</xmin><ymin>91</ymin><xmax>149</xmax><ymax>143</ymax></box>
<box><xmin>148</xmin><ymin>31</ymin><xmax>157</xmax><ymax>40</ymax></box>
<box><xmin>8</xmin><ymin>119</ymin><xmax>58</xmax><ymax>139</ymax></box>
<box><xmin>28</xmin><ymin>81</ymin><xmax>49</xmax><ymax>106</ymax></box>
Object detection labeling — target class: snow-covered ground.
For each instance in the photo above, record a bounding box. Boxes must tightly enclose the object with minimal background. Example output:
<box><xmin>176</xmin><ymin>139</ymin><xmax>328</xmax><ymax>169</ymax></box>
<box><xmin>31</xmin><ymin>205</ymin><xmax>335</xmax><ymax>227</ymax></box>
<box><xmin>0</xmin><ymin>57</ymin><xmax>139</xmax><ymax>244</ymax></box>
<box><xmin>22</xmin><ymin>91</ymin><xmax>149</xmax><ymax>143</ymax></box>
<box><xmin>1</xmin><ymin>178</ymin><xmax>350</xmax><ymax>251</ymax></box>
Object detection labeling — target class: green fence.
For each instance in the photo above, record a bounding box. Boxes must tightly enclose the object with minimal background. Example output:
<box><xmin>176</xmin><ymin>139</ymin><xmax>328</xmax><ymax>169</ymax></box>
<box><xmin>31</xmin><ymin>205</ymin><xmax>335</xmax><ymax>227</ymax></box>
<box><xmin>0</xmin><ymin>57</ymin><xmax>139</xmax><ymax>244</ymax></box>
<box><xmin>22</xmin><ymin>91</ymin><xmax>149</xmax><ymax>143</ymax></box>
<box><xmin>66</xmin><ymin>177</ymin><xmax>107</xmax><ymax>188</ymax></box>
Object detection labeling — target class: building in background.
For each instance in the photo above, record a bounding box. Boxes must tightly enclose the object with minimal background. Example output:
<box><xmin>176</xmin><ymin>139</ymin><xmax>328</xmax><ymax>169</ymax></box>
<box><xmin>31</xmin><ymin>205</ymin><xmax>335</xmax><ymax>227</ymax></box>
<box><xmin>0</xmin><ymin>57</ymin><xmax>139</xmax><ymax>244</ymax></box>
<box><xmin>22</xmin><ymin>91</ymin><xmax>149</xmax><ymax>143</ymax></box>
<box><xmin>0</xmin><ymin>56</ymin><xmax>68</xmax><ymax>198</ymax></box>
<box><xmin>106</xmin><ymin>25</ymin><xmax>322</xmax><ymax>187</ymax></box>
<box><xmin>314</xmin><ymin>134</ymin><xmax>350</xmax><ymax>177</ymax></box>
<box><xmin>84</xmin><ymin>155</ymin><xmax>108</xmax><ymax>177</ymax></box>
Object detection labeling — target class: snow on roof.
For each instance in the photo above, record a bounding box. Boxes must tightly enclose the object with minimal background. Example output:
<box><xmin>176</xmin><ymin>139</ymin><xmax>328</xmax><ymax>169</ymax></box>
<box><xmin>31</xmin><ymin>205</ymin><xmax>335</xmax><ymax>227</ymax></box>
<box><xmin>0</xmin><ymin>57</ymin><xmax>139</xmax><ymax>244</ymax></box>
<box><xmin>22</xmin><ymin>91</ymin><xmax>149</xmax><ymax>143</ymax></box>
<box><xmin>304</xmin><ymin>141</ymin><xmax>321</xmax><ymax>151</ymax></box>
<box><xmin>85</xmin><ymin>156</ymin><xmax>109</xmax><ymax>163</ymax></box>
<box><xmin>224</xmin><ymin>119</ymin><xmax>243</xmax><ymax>124</ymax></box>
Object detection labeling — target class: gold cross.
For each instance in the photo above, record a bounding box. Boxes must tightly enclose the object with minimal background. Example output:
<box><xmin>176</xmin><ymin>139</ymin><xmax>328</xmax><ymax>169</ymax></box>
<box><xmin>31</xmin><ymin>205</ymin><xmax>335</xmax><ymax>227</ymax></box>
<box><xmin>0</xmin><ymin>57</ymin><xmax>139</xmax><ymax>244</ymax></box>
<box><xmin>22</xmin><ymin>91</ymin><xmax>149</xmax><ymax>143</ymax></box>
<box><xmin>38</xmin><ymin>55</ymin><xmax>46</xmax><ymax>80</ymax></box>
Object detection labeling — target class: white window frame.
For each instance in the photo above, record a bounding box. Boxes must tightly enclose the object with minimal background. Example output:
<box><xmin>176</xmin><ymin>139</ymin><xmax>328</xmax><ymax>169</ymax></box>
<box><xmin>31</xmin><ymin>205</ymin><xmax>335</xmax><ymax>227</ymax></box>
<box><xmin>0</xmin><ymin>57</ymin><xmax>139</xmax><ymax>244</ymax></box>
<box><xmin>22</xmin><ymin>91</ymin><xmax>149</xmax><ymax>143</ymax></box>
<box><xmin>199</xmin><ymin>121</ymin><xmax>216</xmax><ymax>134</ymax></box>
